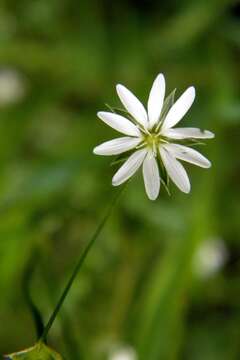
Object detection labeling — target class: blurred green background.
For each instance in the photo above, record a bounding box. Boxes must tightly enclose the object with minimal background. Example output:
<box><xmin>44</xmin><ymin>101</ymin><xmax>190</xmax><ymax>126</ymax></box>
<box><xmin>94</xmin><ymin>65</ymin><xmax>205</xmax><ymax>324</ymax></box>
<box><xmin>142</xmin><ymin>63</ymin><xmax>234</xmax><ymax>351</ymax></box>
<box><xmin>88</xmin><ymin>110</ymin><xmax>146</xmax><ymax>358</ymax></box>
<box><xmin>0</xmin><ymin>0</ymin><xmax>240</xmax><ymax>359</ymax></box>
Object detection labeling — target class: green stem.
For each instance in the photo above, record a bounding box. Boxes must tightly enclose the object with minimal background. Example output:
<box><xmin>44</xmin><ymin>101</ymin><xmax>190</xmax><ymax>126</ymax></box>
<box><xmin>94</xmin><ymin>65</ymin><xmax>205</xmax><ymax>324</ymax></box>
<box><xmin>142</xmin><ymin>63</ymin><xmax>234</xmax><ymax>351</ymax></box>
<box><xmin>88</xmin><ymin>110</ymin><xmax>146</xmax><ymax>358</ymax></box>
<box><xmin>40</xmin><ymin>187</ymin><xmax>124</xmax><ymax>342</ymax></box>
<box><xmin>22</xmin><ymin>250</ymin><xmax>44</xmax><ymax>339</ymax></box>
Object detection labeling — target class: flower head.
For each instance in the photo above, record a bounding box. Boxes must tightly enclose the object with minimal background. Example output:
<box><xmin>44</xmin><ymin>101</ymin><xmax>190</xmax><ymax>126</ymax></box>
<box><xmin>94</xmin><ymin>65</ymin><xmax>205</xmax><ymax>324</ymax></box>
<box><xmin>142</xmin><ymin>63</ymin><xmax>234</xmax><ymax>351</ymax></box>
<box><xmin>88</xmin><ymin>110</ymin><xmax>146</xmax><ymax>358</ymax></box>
<box><xmin>109</xmin><ymin>346</ymin><xmax>137</xmax><ymax>360</ymax></box>
<box><xmin>0</xmin><ymin>68</ymin><xmax>26</xmax><ymax>106</ymax></box>
<box><xmin>193</xmin><ymin>237</ymin><xmax>228</xmax><ymax>279</ymax></box>
<box><xmin>94</xmin><ymin>73</ymin><xmax>214</xmax><ymax>200</ymax></box>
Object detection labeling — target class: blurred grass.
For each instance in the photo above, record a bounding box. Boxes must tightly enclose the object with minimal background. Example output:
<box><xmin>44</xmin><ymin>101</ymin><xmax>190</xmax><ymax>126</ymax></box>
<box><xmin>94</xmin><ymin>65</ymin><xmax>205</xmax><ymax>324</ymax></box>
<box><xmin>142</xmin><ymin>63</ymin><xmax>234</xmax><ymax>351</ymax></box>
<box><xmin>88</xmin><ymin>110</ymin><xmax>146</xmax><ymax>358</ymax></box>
<box><xmin>0</xmin><ymin>0</ymin><xmax>239</xmax><ymax>359</ymax></box>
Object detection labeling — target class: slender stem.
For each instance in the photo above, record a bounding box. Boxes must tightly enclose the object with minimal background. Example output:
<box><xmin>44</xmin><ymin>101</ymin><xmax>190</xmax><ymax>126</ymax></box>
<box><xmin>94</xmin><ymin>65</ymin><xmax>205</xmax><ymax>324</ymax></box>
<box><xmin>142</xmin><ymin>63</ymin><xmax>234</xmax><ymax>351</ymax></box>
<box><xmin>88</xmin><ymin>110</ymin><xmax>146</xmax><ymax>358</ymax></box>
<box><xmin>22</xmin><ymin>250</ymin><xmax>44</xmax><ymax>339</ymax></box>
<box><xmin>40</xmin><ymin>186</ymin><xmax>124</xmax><ymax>342</ymax></box>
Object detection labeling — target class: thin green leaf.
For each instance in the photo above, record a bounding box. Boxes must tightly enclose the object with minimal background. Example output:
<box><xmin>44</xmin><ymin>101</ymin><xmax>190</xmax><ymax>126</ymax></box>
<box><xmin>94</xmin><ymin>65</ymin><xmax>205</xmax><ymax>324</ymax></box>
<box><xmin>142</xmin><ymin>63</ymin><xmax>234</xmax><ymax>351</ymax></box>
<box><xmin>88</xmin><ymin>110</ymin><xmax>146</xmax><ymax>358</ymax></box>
<box><xmin>110</xmin><ymin>149</ymin><xmax>136</xmax><ymax>167</ymax></box>
<box><xmin>4</xmin><ymin>342</ymin><xmax>63</xmax><ymax>360</ymax></box>
<box><xmin>105</xmin><ymin>104</ymin><xmax>139</xmax><ymax>125</ymax></box>
<box><xmin>157</xmin><ymin>89</ymin><xmax>177</xmax><ymax>130</ymax></box>
<box><xmin>105</xmin><ymin>103</ymin><xmax>117</xmax><ymax>113</ymax></box>
<box><xmin>160</xmin><ymin>177</ymin><xmax>171</xmax><ymax>196</ymax></box>
<box><xmin>185</xmin><ymin>140</ymin><xmax>206</xmax><ymax>147</ymax></box>
<box><xmin>22</xmin><ymin>252</ymin><xmax>44</xmax><ymax>339</ymax></box>
<box><xmin>110</xmin><ymin>157</ymin><xmax>127</xmax><ymax>166</ymax></box>
<box><xmin>105</xmin><ymin>105</ymin><xmax>129</xmax><ymax>115</ymax></box>
<box><xmin>157</xmin><ymin>157</ymin><xmax>170</xmax><ymax>195</ymax></box>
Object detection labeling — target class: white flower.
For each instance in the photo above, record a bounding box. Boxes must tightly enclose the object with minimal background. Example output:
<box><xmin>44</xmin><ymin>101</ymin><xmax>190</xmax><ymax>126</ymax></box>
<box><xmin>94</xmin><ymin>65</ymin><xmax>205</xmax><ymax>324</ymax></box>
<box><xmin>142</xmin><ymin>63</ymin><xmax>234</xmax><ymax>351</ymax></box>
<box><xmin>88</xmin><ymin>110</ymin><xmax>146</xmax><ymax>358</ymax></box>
<box><xmin>94</xmin><ymin>73</ymin><xmax>214</xmax><ymax>200</ymax></box>
<box><xmin>193</xmin><ymin>237</ymin><xmax>228</xmax><ymax>279</ymax></box>
<box><xmin>109</xmin><ymin>346</ymin><xmax>137</xmax><ymax>360</ymax></box>
<box><xmin>0</xmin><ymin>68</ymin><xmax>26</xmax><ymax>106</ymax></box>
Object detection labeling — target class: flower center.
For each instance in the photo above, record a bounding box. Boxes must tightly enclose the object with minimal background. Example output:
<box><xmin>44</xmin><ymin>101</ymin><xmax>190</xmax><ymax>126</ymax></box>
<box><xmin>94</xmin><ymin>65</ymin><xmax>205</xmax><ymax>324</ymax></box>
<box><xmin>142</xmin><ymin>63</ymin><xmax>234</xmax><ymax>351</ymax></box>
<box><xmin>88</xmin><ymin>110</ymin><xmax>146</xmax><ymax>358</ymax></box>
<box><xmin>143</xmin><ymin>132</ymin><xmax>162</xmax><ymax>155</ymax></box>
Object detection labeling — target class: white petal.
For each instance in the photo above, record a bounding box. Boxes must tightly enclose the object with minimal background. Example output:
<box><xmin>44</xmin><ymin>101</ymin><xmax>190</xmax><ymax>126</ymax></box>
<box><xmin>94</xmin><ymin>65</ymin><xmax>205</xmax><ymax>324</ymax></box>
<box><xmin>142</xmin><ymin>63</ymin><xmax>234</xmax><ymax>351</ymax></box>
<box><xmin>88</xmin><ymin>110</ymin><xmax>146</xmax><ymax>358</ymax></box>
<box><xmin>163</xmin><ymin>143</ymin><xmax>211</xmax><ymax>168</ymax></box>
<box><xmin>161</xmin><ymin>127</ymin><xmax>215</xmax><ymax>139</ymax></box>
<box><xmin>116</xmin><ymin>84</ymin><xmax>148</xmax><ymax>129</ymax></box>
<box><xmin>147</xmin><ymin>73</ymin><xmax>165</xmax><ymax>129</ymax></box>
<box><xmin>112</xmin><ymin>149</ymin><xmax>147</xmax><ymax>186</ymax></box>
<box><xmin>93</xmin><ymin>137</ymin><xmax>141</xmax><ymax>156</ymax></box>
<box><xmin>97</xmin><ymin>112</ymin><xmax>141</xmax><ymax>137</ymax></box>
<box><xmin>142</xmin><ymin>151</ymin><xmax>160</xmax><ymax>200</ymax></box>
<box><xmin>160</xmin><ymin>146</ymin><xmax>191</xmax><ymax>193</ymax></box>
<box><xmin>161</xmin><ymin>86</ymin><xmax>195</xmax><ymax>130</ymax></box>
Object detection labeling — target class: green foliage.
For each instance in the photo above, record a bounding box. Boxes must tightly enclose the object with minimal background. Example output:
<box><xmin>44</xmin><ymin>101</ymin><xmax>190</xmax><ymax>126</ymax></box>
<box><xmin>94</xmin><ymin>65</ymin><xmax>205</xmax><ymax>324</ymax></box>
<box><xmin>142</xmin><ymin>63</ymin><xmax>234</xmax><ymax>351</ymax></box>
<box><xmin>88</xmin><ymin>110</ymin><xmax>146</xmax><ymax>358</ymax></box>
<box><xmin>0</xmin><ymin>0</ymin><xmax>239</xmax><ymax>359</ymax></box>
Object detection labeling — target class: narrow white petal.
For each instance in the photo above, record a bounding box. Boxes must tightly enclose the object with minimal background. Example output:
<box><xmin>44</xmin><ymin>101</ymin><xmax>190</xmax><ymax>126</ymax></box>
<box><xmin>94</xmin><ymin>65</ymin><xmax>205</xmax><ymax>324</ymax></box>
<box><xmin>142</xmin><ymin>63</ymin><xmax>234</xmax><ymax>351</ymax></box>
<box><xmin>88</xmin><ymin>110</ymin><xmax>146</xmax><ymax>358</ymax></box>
<box><xmin>142</xmin><ymin>151</ymin><xmax>160</xmax><ymax>200</ymax></box>
<box><xmin>160</xmin><ymin>146</ymin><xmax>191</xmax><ymax>193</ymax></box>
<box><xmin>162</xmin><ymin>86</ymin><xmax>195</xmax><ymax>130</ymax></box>
<box><xmin>116</xmin><ymin>84</ymin><xmax>148</xmax><ymax>128</ymax></box>
<box><xmin>161</xmin><ymin>127</ymin><xmax>215</xmax><ymax>139</ymax></box>
<box><xmin>93</xmin><ymin>137</ymin><xmax>141</xmax><ymax>156</ymax></box>
<box><xmin>112</xmin><ymin>149</ymin><xmax>147</xmax><ymax>186</ymax></box>
<box><xmin>97</xmin><ymin>111</ymin><xmax>141</xmax><ymax>137</ymax></box>
<box><xmin>163</xmin><ymin>143</ymin><xmax>211</xmax><ymax>168</ymax></box>
<box><xmin>147</xmin><ymin>73</ymin><xmax>165</xmax><ymax>129</ymax></box>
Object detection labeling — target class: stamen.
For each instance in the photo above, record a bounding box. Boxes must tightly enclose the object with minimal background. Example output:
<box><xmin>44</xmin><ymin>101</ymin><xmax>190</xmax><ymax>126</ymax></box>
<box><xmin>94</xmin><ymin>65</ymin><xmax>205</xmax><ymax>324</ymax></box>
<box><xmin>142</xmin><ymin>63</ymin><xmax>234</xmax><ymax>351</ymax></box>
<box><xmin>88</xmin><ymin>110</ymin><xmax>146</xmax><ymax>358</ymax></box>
<box><xmin>139</xmin><ymin>126</ymin><xmax>151</xmax><ymax>135</ymax></box>
<box><xmin>155</xmin><ymin>119</ymin><xmax>164</xmax><ymax>132</ymax></box>
<box><xmin>136</xmin><ymin>141</ymin><xmax>147</xmax><ymax>149</ymax></box>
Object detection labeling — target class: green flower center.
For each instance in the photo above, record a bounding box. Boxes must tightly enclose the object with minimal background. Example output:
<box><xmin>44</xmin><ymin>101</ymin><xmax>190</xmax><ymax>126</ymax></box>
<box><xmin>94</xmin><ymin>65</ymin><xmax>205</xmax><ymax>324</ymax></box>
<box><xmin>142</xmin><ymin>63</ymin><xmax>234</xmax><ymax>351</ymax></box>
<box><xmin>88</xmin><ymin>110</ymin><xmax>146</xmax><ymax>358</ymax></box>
<box><xmin>142</xmin><ymin>132</ymin><xmax>166</xmax><ymax>154</ymax></box>
<box><xmin>145</xmin><ymin>133</ymin><xmax>160</xmax><ymax>147</ymax></box>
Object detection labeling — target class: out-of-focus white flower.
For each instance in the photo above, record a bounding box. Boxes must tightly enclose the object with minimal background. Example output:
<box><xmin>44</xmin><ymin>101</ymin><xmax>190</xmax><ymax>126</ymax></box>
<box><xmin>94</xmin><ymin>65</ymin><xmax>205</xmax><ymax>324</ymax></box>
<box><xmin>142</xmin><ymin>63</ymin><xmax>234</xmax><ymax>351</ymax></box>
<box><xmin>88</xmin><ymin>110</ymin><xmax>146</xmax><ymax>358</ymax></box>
<box><xmin>0</xmin><ymin>68</ymin><xmax>26</xmax><ymax>106</ymax></box>
<box><xmin>94</xmin><ymin>73</ymin><xmax>214</xmax><ymax>200</ymax></box>
<box><xmin>109</xmin><ymin>346</ymin><xmax>137</xmax><ymax>360</ymax></box>
<box><xmin>193</xmin><ymin>238</ymin><xmax>228</xmax><ymax>279</ymax></box>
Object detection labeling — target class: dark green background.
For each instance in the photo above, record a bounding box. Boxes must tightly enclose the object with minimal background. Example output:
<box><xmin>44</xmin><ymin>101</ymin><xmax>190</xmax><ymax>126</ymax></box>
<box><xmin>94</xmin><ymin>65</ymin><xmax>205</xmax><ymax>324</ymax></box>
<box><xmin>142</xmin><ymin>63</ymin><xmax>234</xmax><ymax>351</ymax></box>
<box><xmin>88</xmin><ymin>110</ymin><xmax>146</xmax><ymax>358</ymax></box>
<box><xmin>0</xmin><ymin>0</ymin><xmax>239</xmax><ymax>359</ymax></box>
